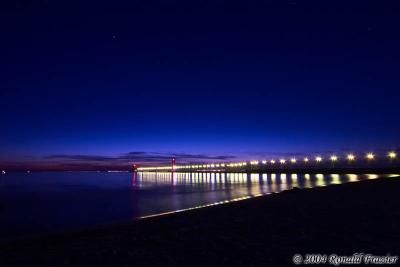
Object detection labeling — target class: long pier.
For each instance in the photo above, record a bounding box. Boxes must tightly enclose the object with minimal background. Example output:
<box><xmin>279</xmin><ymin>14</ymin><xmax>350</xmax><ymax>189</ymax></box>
<box><xmin>136</xmin><ymin>151</ymin><xmax>399</xmax><ymax>173</ymax></box>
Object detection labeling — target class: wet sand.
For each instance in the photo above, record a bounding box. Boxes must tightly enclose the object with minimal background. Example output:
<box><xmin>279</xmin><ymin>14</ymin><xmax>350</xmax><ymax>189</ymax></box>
<box><xmin>1</xmin><ymin>176</ymin><xmax>399</xmax><ymax>266</ymax></box>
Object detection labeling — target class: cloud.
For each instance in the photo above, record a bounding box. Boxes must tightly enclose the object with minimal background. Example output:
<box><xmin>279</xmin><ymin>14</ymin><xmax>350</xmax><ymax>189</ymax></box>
<box><xmin>22</xmin><ymin>151</ymin><xmax>237</xmax><ymax>170</ymax></box>
<box><xmin>44</xmin><ymin>155</ymin><xmax>117</xmax><ymax>161</ymax></box>
<box><xmin>119</xmin><ymin>152</ymin><xmax>235</xmax><ymax>161</ymax></box>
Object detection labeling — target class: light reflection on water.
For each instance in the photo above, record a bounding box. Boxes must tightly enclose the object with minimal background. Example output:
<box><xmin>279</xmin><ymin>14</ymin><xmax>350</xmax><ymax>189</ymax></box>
<box><xmin>135</xmin><ymin>172</ymin><xmax>399</xmax><ymax>219</ymax></box>
<box><xmin>136</xmin><ymin>172</ymin><xmax>389</xmax><ymax>194</ymax></box>
<box><xmin>0</xmin><ymin>172</ymin><xmax>398</xmax><ymax>240</ymax></box>
<box><xmin>137</xmin><ymin>172</ymin><xmax>400</xmax><ymax>207</ymax></box>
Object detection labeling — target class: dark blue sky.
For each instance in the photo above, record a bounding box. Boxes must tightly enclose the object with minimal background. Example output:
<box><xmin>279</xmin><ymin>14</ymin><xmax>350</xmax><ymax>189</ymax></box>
<box><xmin>1</xmin><ymin>1</ymin><xmax>400</xmax><ymax>169</ymax></box>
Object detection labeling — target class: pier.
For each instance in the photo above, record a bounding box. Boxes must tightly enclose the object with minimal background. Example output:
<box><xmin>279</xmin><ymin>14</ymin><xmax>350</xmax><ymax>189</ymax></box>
<box><xmin>136</xmin><ymin>151</ymin><xmax>399</xmax><ymax>173</ymax></box>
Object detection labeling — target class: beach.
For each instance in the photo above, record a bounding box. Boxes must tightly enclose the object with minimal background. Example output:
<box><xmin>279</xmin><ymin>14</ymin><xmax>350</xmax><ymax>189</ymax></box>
<box><xmin>1</xmin><ymin>176</ymin><xmax>399</xmax><ymax>266</ymax></box>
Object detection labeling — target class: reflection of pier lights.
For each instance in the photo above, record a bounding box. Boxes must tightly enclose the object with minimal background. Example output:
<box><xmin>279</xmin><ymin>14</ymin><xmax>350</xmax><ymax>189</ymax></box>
<box><xmin>330</xmin><ymin>174</ymin><xmax>340</xmax><ymax>184</ymax></box>
<box><xmin>315</xmin><ymin>174</ymin><xmax>325</xmax><ymax>186</ymax></box>
<box><xmin>291</xmin><ymin>174</ymin><xmax>298</xmax><ymax>185</ymax></box>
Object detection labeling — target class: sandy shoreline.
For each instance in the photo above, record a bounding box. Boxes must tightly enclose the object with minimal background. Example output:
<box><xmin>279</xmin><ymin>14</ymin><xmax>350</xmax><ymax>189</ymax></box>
<box><xmin>1</xmin><ymin>176</ymin><xmax>399</xmax><ymax>266</ymax></box>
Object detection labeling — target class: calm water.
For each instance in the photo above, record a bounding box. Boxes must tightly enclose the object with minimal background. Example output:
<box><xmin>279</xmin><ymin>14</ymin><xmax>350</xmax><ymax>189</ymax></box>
<box><xmin>0</xmin><ymin>171</ymin><xmax>397</xmax><ymax>240</ymax></box>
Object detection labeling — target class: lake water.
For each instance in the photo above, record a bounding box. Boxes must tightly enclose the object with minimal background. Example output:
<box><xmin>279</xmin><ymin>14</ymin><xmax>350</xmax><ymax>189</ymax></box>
<box><xmin>0</xmin><ymin>171</ymin><xmax>397</xmax><ymax>240</ymax></box>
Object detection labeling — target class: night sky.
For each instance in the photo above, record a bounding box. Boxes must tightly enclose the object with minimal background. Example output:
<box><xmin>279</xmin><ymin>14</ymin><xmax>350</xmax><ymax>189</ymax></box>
<box><xmin>1</xmin><ymin>1</ymin><xmax>400</xmax><ymax>170</ymax></box>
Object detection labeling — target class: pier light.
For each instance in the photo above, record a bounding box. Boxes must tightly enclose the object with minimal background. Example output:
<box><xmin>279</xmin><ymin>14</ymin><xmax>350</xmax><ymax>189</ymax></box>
<box><xmin>279</xmin><ymin>159</ymin><xmax>286</xmax><ymax>164</ymax></box>
<box><xmin>366</xmin><ymin>153</ymin><xmax>375</xmax><ymax>160</ymax></box>
<box><xmin>242</xmin><ymin>162</ymin><xmax>247</xmax><ymax>166</ymax></box>
<box><xmin>211</xmin><ymin>164</ymin><xmax>215</xmax><ymax>168</ymax></box>
<box><xmin>304</xmin><ymin>157</ymin><xmax>309</xmax><ymax>163</ymax></box>
<box><xmin>250</xmin><ymin>160</ymin><xmax>259</xmax><ymax>165</ymax></box>
<box><xmin>220</xmin><ymin>163</ymin><xmax>225</xmax><ymax>167</ymax></box>
<box><xmin>270</xmin><ymin>159</ymin><xmax>276</xmax><ymax>164</ymax></box>
<box><xmin>388</xmin><ymin>151</ymin><xmax>397</xmax><ymax>159</ymax></box>
<box><xmin>206</xmin><ymin>164</ymin><xmax>211</xmax><ymax>168</ymax></box>
<box><xmin>216</xmin><ymin>164</ymin><xmax>220</xmax><ymax>167</ymax></box>
<box><xmin>262</xmin><ymin>160</ymin><xmax>267</xmax><ymax>164</ymax></box>
<box><xmin>290</xmin><ymin>158</ymin><xmax>297</xmax><ymax>163</ymax></box>
<box><xmin>315</xmin><ymin>156</ymin><xmax>322</xmax><ymax>163</ymax></box>
<box><xmin>347</xmin><ymin>154</ymin><xmax>355</xmax><ymax>161</ymax></box>
<box><xmin>330</xmin><ymin>155</ymin><xmax>338</xmax><ymax>162</ymax></box>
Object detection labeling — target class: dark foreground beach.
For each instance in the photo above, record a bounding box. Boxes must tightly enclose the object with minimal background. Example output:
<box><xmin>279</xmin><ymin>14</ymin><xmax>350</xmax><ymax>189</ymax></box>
<box><xmin>1</xmin><ymin>176</ymin><xmax>399</xmax><ymax>267</ymax></box>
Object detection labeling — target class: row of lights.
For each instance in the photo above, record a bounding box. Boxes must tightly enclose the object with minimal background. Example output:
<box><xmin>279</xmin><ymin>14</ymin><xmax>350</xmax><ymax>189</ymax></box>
<box><xmin>182</xmin><ymin>151</ymin><xmax>397</xmax><ymax>168</ymax></box>
<box><xmin>137</xmin><ymin>151</ymin><xmax>397</xmax><ymax>171</ymax></box>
